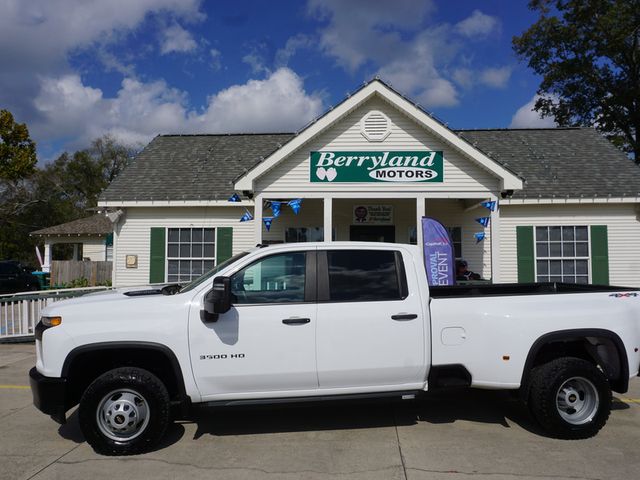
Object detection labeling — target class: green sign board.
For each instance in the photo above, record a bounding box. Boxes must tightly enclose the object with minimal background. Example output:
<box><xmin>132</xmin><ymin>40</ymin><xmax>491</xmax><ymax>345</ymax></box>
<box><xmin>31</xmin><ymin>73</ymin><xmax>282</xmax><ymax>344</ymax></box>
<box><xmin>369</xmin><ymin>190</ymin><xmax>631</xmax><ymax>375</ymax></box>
<box><xmin>309</xmin><ymin>151</ymin><xmax>443</xmax><ymax>183</ymax></box>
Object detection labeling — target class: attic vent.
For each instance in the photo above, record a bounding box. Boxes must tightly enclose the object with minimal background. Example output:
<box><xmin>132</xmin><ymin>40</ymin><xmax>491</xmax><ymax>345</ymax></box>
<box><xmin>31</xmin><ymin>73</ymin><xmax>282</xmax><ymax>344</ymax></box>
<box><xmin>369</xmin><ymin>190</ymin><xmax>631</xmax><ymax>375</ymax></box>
<box><xmin>360</xmin><ymin>110</ymin><xmax>391</xmax><ymax>142</ymax></box>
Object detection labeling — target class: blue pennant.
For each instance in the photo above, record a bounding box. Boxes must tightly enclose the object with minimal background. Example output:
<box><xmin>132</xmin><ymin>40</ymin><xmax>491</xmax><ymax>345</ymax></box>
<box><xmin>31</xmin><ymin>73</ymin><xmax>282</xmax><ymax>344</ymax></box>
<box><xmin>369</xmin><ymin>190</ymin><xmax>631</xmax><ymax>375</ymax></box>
<box><xmin>239</xmin><ymin>209</ymin><xmax>253</xmax><ymax>222</ymax></box>
<box><xmin>474</xmin><ymin>232</ymin><xmax>486</xmax><ymax>243</ymax></box>
<box><xmin>271</xmin><ymin>201</ymin><xmax>281</xmax><ymax>218</ymax></box>
<box><xmin>476</xmin><ymin>217</ymin><xmax>490</xmax><ymax>228</ymax></box>
<box><xmin>288</xmin><ymin>198</ymin><xmax>302</xmax><ymax>215</ymax></box>
<box><xmin>228</xmin><ymin>193</ymin><xmax>241</xmax><ymax>202</ymax></box>
<box><xmin>480</xmin><ymin>200</ymin><xmax>496</xmax><ymax>212</ymax></box>
<box><xmin>263</xmin><ymin>217</ymin><xmax>274</xmax><ymax>231</ymax></box>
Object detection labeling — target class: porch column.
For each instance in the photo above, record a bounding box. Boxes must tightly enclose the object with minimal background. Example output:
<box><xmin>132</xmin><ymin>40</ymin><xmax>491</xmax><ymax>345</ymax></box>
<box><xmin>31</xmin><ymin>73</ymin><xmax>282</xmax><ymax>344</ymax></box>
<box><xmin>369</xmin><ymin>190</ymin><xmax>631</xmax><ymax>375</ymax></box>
<box><xmin>490</xmin><ymin>196</ymin><xmax>501</xmax><ymax>283</ymax></box>
<box><xmin>323</xmin><ymin>196</ymin><xmax>333</xmax><ymax>242</ymax></box>
<box><xmin>72</xmin><ymin>243</ymin><xmax>79</xmax><ymax>261</ymax></box>
<box><xmin>254</xmin><ymin>194</ymin><xmax>263</xmax><ymax>245</ymax></box>
<box><xmin>416</xmin><ymin>196</ymin><xmax>426</xmax><ymax>256</ymax></box>
<box><xmin>43</xmin><ymin>241</ymin><xmax>52</xmax><ymax>273</ymax></box>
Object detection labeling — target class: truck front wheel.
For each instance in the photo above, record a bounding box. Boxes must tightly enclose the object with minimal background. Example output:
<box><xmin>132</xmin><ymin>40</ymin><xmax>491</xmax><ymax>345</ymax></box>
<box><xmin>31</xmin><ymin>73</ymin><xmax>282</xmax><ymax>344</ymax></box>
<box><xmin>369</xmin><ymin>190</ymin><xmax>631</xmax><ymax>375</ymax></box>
<box><xmin>528</xmin><ymin>357</ymin><xmax>611</xmax><ymax>439</ymax></box>
<box><xmin>78</xmin><ymin>367</ymin><xmax>170</xmax><ymax>455</ymax></box>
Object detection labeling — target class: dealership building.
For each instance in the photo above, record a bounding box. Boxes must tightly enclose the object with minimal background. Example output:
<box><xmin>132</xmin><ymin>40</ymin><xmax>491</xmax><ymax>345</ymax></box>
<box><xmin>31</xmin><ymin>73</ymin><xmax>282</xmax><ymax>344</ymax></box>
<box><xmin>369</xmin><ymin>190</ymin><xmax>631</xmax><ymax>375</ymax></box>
<box><xmin>98</xmin><ymin>79</ymin><xmax>640</xmax><ymax>287</ymax></box>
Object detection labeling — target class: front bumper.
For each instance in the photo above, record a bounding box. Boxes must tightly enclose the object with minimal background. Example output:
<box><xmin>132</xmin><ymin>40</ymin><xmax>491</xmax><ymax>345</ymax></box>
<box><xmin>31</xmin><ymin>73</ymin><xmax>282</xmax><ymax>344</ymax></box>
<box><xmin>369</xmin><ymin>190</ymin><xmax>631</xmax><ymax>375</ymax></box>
<box><xmin>29</xmin><ymin>367</ymin><xmax>67</xmax><ymax>424</ymax></box>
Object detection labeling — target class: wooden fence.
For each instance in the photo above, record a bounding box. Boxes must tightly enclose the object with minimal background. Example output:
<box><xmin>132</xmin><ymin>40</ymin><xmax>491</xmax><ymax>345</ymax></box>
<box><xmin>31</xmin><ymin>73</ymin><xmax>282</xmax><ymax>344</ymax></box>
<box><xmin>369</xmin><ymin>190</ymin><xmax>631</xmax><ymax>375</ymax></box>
<box><xmin>50</xmin><ymin>260</ymin><xmax>112</xmax><ymax>287</ymax></box>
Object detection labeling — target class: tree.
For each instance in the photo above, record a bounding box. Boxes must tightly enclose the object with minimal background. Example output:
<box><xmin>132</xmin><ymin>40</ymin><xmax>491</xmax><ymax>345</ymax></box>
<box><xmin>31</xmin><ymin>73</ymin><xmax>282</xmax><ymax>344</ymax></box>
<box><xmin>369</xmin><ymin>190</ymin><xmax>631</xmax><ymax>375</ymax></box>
<box><xmin>513</xmin><ymin>0</ymin><xmax>640</xmax><ymax>162</ymax></box>
<box><xmin>0</xmin><ymin>109</ymin><xmax>36</xmax><ymax>181</ymax></box>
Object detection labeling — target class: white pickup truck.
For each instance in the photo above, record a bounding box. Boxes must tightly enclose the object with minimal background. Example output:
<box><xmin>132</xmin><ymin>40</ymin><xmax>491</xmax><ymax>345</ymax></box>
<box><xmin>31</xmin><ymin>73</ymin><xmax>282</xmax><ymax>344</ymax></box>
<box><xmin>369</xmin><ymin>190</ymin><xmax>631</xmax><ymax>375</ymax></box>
<box><xmin>30</xmin><ymin>242</ymin><xmax>640</xmax><ymax>455</ymax></box>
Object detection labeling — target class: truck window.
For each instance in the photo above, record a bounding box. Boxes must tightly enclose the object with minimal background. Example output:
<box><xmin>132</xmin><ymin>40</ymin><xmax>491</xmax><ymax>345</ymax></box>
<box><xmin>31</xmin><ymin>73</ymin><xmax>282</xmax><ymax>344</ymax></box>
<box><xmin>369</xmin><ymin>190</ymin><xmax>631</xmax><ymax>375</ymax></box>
<box><xmin>327</xmin><ymin>250</ymin><xmax>406</xmax><ymax>302</ymax></box>
<box><xmin>231</xmin><ymin>252</ymin><xmax>306</xmax><ymax>304</ymax></box>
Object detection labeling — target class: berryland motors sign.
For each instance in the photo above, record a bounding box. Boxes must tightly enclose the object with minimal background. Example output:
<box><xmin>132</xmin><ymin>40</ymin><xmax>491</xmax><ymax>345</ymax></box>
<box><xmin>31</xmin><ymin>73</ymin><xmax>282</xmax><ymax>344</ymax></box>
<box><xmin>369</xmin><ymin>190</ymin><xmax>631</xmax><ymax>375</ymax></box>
<box><xmin>310</xmin><ymin>151</ymin><xmax>444</xmax><ymax>183</ymax></box>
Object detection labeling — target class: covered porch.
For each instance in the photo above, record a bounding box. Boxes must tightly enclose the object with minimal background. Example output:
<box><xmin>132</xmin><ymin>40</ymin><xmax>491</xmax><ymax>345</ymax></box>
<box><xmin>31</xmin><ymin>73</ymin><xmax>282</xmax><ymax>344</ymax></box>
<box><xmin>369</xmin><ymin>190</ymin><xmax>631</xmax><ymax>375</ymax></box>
<box><xmin>254</xmin><ymin>193</ymin><xmax>501</xmax><ymax>281</ymax></box>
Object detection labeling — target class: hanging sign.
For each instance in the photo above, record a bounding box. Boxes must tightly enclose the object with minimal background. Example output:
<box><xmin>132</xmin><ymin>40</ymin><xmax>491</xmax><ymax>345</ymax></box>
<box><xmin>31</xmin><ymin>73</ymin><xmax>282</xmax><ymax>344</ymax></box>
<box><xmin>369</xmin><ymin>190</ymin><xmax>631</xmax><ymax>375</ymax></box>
<box><xmin>310</xmin><ymin>151</ymin><xmax>444</xmax><ymax>183</ymax></box>
<box><xmin>422</xmin><ymin>217</ymin><xmax>455</xmax><ymax>286</ymax></box>
<box><xmin>353</xmin><ymin>205</ymin><xmax>393</xmax><ymax>224</ymax></box>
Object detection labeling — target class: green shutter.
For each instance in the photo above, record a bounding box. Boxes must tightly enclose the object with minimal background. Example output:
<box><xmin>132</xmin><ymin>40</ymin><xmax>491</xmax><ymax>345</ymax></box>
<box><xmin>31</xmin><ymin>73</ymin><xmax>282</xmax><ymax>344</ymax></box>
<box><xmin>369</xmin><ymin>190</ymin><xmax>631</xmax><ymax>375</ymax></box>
<box><xmin>149</xmin><ymin>227</ymin><xmax>166</xmax><ymax>283</ymax></box>
<box><xmin>590</xmin><ymin>225</ymin><xmax>609</xmax><ymax>285</ymax></box>
<box><xmin>216</xmin><ymin>227</ymin><xmax>233</xmax><ymax>264</ymax></box>
<box><xmin>516</xmin><ymin>226</ymin><xmax>535</xmax><ymax>283</ymax></box>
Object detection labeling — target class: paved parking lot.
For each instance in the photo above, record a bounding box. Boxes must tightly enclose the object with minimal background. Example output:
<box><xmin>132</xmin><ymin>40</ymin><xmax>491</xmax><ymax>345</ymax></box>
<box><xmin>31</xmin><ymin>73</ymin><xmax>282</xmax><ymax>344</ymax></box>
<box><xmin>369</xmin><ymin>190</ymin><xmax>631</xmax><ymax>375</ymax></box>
<box><xmin>2</xmin><ymin>342</ymin><xmax>639</xmax><ymax>480</ymax></box>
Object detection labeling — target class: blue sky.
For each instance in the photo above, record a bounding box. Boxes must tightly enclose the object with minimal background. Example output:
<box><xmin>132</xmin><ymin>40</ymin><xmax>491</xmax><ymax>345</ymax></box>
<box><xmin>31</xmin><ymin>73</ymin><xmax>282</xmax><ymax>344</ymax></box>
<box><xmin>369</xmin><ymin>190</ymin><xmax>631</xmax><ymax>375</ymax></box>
<box><xmin>0</xmin><ymin>0</ymin><xmax>554</xmax><ymax>161</ymax></box>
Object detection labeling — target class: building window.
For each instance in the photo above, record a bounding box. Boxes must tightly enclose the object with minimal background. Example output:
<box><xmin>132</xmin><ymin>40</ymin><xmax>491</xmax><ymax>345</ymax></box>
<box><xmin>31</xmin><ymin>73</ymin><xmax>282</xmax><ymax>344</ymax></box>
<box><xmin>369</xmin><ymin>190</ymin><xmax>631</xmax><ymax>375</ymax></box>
<box><xmin>535</xmin><ymin>226</ymin><xmax>589</xmax><ymax>284</ymax></box>
<box><xmin>167</xmin><ymin>227</ymin><xmax>216</xmax><ymax>283</ymax></box>
<box><xmin>409</xmin><ymin>226</ymin><xmax>462</xmax><ymax>259</ymax></box>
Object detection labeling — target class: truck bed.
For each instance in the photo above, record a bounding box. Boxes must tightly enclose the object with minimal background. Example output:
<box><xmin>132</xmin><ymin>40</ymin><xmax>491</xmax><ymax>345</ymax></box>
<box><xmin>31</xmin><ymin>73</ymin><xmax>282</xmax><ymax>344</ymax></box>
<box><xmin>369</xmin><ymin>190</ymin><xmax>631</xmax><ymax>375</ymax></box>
<box><xmin>430</xmin><ymin>282</ymin><xmax>639</xmax><ymax>298</ymax></box>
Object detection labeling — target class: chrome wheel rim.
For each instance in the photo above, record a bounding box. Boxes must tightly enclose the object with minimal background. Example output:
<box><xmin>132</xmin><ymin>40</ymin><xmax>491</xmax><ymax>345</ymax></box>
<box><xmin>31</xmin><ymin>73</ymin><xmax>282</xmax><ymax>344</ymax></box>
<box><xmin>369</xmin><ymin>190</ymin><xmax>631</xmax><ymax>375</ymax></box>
<box><xmin>556</xmin><ymin>376</ymin><xmax>599</xmax><ymax>425</ymax></box>
<box><xmin>96</xmin><ymin>389</ymin><xmax>150</xmax><ymax>442</ymax></box>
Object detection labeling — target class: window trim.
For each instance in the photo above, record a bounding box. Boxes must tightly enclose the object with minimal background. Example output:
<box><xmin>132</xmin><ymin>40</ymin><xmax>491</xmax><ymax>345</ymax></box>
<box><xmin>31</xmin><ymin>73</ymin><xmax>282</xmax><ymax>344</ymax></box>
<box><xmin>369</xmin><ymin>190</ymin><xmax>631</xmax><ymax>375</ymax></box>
<box><xmin>317</xmin><ymin>249</ymin><xmax>408</xmax><ymax>304</ymax></box>
<box><xmin>165</xmin><ymin>226</ymin><xmax>218</xmax><ymax>283</ymax></box>
<box><xmin>534</xmin><ymin>225</ymin><xmax>591</xmax><ymax>284</ymax></box>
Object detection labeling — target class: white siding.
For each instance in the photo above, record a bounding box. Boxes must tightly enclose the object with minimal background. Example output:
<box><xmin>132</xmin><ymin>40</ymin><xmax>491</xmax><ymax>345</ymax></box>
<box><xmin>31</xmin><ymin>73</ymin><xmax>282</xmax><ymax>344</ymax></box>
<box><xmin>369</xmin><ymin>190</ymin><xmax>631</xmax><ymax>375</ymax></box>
<box><xmin>255</xmin><ymin>96</ymin><xmax>501</xmax><ymax>194</ymax></box>
<box><xmin>500</xmin><ymin>204</ymin><xmax>640</xmax><ymax>287</ymax></box>
<box><xmin>114</xmin><ymin>207</ymin><xmax>254</xmax><ymax>286</ymax></box>
<box><xmin>82</xmin><ymin>238</ymin><xmax>106</xmax><ymax>261</ymax></box>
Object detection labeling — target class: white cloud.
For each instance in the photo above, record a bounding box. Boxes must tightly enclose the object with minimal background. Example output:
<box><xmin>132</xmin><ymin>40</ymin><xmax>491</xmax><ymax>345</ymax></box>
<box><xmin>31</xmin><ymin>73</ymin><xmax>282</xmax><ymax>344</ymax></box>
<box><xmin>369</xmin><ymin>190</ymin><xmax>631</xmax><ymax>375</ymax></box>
<box><xmin>510</xmin><ymin>95</ymin><xmax>557</xmax><ymax>128</ymax></box>
<box><xmin>479</xmin><ymin>66</ymin><xmax>512</xmax><ymax>89</ymax></box>
<box><xmin>209</xmin><ymin>48</ymin><xmax>222</xmax><ymax>71</ymax></box>
<box><xmin>195</xmin><ymin>68</ymin><xmax>324</xmax><ymax>133</ymax></box>
<box><xmin>160</xmin><ymin>24</ymin><xmax>198</xmax><ymax>54</ymax></box>
<box><xmin>0</xmin><ymin>0</ymin><xmax>204</xmax><ymax>130</ymax></box>
<box><xmin>455</xmin><ymin>10</ymin><xmax>500</xmax><ymax>38</ymax></box>
<box><xmin>32</xmin><ymin>68</ymin><xmax>323</xmax><ymax>149</ymax></box>
<box><xmin>275</xmin><ymin>34</ymin><xmax>313</xmax><ymax>67</ymax></box>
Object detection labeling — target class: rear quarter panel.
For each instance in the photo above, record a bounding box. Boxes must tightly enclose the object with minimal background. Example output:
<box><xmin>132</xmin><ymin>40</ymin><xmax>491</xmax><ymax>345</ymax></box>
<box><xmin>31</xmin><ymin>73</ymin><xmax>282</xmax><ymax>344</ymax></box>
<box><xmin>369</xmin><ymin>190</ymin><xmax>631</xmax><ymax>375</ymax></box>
<box><xmin>430</xmin><ymin>292</ymin><xmax>640</xmax><ymax>389</ymax></box>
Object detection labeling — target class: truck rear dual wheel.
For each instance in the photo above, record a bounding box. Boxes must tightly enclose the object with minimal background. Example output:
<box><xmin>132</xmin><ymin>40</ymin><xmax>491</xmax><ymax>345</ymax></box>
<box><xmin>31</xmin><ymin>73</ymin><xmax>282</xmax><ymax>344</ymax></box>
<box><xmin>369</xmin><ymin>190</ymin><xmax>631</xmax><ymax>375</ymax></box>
<box><xmin>528</xmin><ymin>357</ymin><xmax>611</xmax><ymax>439</ymax></box>
<box><xmin>78</xmin><ymin>367</ymin><xmax>170</xmax><ymax>455</ymax></box>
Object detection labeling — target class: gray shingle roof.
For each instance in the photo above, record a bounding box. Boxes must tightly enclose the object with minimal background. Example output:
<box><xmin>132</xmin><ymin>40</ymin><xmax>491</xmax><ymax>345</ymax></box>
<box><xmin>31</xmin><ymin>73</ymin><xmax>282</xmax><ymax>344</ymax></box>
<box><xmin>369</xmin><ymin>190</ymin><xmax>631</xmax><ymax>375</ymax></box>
<box><xmin>100</xmin><ymin>133</ymin><xmax>292</xmax><ymax>202</ymax></box>
<box><xmin>457</xmin><ymin>128</ymin><xmax>640</xmax><ymax>199</ymax></box>
<box><xmin>100</xmin><ymin>128</ymin><xmax>639</xmax><ymax>202</ymax></box>
<box><xmin>30</xmin><ymin>214</ymin><xmax>113</xmax><ymax>236</ymax></box>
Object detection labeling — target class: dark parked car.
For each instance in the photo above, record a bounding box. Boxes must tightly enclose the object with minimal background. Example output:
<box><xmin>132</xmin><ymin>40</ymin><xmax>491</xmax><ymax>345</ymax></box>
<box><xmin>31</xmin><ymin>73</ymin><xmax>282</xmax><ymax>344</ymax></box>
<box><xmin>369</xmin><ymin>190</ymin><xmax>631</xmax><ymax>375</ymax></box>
<box><xmin>0</xmin><ymin>261</ymin><xmax>40</xmax><ymax>295</ymax></box>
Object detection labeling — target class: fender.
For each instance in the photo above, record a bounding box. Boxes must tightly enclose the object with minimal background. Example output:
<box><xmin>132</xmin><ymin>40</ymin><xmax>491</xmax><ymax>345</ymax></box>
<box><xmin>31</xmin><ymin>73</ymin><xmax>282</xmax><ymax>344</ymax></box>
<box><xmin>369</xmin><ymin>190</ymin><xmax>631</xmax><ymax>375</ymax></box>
<box><xmin>61</xmin><ymin>341</ymin><xmax>189</xmax><ymax>402</ymax></box>
<box><xmin>520</xmin><ymin>328</ymin><xmax>630</xmax><ymax>395</ymax></box>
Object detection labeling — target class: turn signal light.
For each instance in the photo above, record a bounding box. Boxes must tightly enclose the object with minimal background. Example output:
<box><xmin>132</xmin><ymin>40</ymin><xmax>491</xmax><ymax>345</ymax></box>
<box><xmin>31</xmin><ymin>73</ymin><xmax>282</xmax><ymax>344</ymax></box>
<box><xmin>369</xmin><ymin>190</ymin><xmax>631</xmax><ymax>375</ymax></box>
<box><xmin>41</xmin><ymin>316</ymin><xmax>62</xmax><ymax>327</ymax></box>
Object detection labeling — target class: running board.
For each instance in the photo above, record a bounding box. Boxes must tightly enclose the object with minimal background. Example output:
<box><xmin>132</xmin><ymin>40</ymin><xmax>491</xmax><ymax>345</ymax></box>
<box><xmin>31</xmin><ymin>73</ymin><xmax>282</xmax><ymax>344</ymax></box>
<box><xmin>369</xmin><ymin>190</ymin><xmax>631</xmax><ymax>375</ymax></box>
<box><xmin>196</xmin><ymin>390</ymin><xmax>420</xmax><ymax>408</ymax></box>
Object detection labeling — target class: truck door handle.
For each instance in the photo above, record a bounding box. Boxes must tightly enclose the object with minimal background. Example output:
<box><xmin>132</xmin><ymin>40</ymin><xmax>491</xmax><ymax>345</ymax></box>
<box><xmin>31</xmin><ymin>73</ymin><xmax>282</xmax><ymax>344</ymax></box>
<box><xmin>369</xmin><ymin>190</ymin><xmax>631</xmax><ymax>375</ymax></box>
<box><xmin>391</xmin><ymin>313</ymin><xmax>418</xmax><ymax>321</ymax></box>
<box><xmin>282</xmin><ymin>317</ymin><xmax>311</xmax><ymax>325</ymax></box>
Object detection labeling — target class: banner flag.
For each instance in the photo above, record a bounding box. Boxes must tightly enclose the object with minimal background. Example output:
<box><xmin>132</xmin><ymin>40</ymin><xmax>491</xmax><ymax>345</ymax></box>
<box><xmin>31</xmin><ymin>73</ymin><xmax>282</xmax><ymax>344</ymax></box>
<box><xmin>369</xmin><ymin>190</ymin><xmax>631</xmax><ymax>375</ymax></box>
<box><xmin>422</xmin><ymin>217</ymin><xmax>455</xmax><ymax>286</ymax></box>
<box><xmin>288</xmin><ymin>198</ymin><xmax>302</xmax><ymax>215</ymax></box>
<box><xmin>476</xmin><ymin>216</ymin><xmax>490</xmax><ymax>227</ymax></box>
<box><xmin>480</xmin><ymin>200</ymin><xmax>496</xmax><ymax>212</ymax></box>
<box><xmin>475</xmin><ymin>232</ymin><xmax>486</xmax><ymax>243</ymax></box>
<box><xmin>239</xmin><ymin>209</ymin><xmax>253</xmax><ymax>222</ymax></box>
<box><xmin>271</xmin><ymin>201</ymin><xmax>281</xmax><ymax>218</ymax></box>
<box><xmin>228</xmin><ymin>193</ymin><xmax>241</xmax><ymax>202</ymax></box>
<box><xmin>263</xmin><ymin>217</ymin><xmax>274</xmax><ymax>231</ymax></box>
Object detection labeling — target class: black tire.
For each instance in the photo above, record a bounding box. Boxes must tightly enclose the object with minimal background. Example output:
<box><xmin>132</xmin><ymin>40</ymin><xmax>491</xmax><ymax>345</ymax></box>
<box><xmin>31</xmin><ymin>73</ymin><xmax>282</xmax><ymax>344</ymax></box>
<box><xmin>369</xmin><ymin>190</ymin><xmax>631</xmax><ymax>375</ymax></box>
<box><xmin>528</xmin><ymin>357</ymin><xmax>611</xmax><ymax>439</ymax></box>
<box><xmin>79</xmin><ymin>367</ymin><xmax>170</xmax><ymax>455</ymax></box>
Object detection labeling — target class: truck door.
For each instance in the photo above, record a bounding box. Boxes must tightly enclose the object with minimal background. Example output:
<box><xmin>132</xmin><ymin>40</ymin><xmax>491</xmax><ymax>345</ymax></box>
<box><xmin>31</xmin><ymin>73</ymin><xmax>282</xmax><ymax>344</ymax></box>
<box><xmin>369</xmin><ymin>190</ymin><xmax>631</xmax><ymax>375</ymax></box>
<box><xmin>316</xmin><ymin>248</ymin><xmax>427</xmax><ymax>390</ymax></box>
<box><xmin>189</xmin><ymin>250</ymin><xmax>318</xmax><ymax>399</ymax></box>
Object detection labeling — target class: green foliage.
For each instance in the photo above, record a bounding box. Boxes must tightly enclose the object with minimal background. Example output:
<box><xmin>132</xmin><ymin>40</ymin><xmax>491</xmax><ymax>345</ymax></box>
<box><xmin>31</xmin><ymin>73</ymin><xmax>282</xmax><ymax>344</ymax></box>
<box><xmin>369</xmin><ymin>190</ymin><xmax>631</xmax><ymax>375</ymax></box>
<box><xmin>0</xmin><ymin>110</ymin><xmax>36</xmax><ymax>181</ymax></box>
<box><xmin>0</xmin><ymin>128</ymin><xmax>135</xmax><ymax>263</ymax></box>
<box><xmin>513</xmin><ymin>0</ymin><xmax>640</xmax><ymax>162</ymax></box>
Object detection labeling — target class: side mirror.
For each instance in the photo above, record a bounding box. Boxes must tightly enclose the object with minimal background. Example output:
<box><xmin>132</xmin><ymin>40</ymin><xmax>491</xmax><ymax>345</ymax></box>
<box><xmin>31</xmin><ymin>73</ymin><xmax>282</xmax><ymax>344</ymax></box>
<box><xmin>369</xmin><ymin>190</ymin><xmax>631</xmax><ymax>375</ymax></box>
<box><xmin>201</xmin><ymin>276</ymin><xmax>231</xmax><ymax>323</ymax></box>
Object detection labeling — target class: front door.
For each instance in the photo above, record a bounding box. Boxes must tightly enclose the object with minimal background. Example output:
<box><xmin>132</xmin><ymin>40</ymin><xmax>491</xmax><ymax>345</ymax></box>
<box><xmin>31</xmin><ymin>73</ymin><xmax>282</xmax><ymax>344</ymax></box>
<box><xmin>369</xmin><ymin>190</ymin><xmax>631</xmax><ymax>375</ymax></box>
<box><xmin>316</xmin><ymin>248</ymin><xmax>426</xmax><ymax>390</ymax></box>
<box><xmin>189</xmin><ymin>250</ymin><xmax>318</xmax><ymax>399</ymax></box>
<box><xmin>350</xmin><ymin>225</ymin><xmax>395</xmax><ymax>242</ymax></box>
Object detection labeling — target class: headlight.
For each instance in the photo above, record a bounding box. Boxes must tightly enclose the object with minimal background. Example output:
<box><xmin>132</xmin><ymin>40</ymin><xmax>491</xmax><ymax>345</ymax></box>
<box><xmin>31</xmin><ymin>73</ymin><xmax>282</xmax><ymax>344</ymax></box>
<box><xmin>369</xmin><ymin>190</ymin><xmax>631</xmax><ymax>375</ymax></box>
<box><xmin>41</xmin><ymin>316</ymin><xmax>62</xmax><ymax>327</ymax></box>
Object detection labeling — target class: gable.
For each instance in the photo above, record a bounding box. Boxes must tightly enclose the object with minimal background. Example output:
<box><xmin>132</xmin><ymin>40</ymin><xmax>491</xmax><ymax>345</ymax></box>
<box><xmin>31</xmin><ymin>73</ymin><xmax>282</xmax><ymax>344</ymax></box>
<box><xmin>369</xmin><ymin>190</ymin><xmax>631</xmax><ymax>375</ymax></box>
<box><xmin>254</xmin><ymin>95</ymin><xmax>505</xmax><ymax>194</ymax></box>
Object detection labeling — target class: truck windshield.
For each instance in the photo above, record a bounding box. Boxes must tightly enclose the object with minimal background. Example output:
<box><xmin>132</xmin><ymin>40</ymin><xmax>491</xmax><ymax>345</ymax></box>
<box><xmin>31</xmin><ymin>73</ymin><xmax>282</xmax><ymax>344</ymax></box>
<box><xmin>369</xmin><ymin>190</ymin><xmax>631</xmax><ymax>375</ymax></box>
<box><xmin>179</xmin><ymin>251</ymin><xmax>249</xmax><ymax>293</ymax></box>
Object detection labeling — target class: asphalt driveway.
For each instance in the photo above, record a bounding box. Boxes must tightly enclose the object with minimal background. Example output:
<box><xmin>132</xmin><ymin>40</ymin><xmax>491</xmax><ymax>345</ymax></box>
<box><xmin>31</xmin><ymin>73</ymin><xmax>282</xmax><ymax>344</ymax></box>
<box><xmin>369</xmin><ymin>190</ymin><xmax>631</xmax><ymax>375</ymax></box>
<box><xmin>2</xmin><ymin>342</ymin><xmax>639</xmax><ymax>480</ymax></box>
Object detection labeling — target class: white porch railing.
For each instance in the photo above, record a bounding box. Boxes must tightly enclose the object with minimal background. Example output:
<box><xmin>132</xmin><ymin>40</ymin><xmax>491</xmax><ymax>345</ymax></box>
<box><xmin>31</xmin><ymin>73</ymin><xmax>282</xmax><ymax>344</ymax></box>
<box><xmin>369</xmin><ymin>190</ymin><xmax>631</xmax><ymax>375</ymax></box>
<box><xmin>0</xmin><ymin>287</ymin><xmax>112</xmax><ymax>340</ymax></box>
